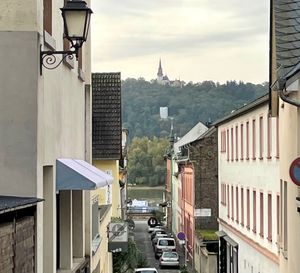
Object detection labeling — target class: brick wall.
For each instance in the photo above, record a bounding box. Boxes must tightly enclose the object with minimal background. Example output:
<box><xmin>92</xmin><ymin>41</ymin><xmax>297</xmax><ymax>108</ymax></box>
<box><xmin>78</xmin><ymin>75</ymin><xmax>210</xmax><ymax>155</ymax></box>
<box><xmin>190</xmin><ymin>128</ymin><xmax>218</xmax><ymax>230</ymax></box>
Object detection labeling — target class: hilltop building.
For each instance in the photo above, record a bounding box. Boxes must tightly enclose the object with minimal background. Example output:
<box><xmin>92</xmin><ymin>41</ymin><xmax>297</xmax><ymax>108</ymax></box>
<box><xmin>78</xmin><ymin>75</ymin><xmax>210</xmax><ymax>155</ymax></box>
<box><xmin>156</xmin><ymin>59</ymin><xmax>183</xmax><ymax>87</ymax></box>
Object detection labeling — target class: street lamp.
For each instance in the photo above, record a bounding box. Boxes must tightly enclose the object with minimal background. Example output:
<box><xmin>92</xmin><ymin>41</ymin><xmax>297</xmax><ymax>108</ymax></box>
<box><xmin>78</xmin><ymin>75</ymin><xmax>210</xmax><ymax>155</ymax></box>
<box><xmin>40</xmin><ymin>0</ymin><xmax>93</xmax><ymax>72</ymax></box>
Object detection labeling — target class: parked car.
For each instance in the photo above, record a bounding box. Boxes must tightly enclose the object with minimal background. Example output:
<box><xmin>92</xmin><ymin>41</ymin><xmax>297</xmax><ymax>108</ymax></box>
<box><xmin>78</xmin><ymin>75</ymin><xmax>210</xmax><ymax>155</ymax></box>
<box><xmin>159</xmin><ymin>251</ymin><xmax>180</xmax><ymax>269</ymax></box>
<box><xmin>150</xmin><ymin>229</ymin><xmax>167</xmax><ymax>240</ymax></box>
<box><xmin>154</xmin><ymin>237</ymin><xmax>176</xmax><ymax>259</ymax></box>
<box><xmin>134</xmin><ymin>268</ymin><xmax>158</xmax><ymax>273</ymax></box>
<box><xmin>148</xmin><ymin>223</ymin><xmax>164</xmax><ymax>233</ymax></box>
<box><xmin>152</xmin><ymin>233</ymin><xmax>168</xmax><ymax>248</ymax></box>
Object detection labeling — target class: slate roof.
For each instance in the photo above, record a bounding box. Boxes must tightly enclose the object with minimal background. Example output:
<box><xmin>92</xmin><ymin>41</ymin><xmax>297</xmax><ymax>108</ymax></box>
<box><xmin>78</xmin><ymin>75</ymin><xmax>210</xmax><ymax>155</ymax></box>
<box><xmin>274</xmin><ymin>0</ymin><xmax>300</xmax><ymax>79</ymax></box>
<box><xmin>92</xmin><ymin>73</ymin><xmax>122</xmax><ymax>160</ymax></box>
<box><xmin>0</xmin><ymin>196</ymin><xmax>43</xmax><ymax>214</ymax></box>
<box><xmin>213</xmin><ymin>94</ymin><xmax>269</xmax><ymax>126</ymax></box>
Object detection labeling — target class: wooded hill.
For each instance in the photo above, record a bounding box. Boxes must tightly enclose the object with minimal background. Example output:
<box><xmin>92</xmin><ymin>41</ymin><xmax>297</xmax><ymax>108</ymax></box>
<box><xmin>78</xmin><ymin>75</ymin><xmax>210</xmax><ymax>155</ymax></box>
<box><xmin>122</xmin><ymin>78</ymin><xmax>268</xmax><ymax>139</ymax></box>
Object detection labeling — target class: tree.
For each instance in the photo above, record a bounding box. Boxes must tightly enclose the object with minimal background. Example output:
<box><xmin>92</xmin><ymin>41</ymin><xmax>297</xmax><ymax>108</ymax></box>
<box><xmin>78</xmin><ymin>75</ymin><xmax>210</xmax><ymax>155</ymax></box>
<box><xmin>128</xmin><ymin>137</ymin><xmax>169</xmax><ymax>186</ymax></box>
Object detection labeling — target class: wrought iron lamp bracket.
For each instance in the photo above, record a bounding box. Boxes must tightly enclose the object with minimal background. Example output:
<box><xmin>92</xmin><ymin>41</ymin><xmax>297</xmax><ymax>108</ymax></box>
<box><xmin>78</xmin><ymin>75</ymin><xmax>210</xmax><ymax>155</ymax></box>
<box><xmin>40</xmin><ymin>48</ymin><xmax>78</xmax><ymax>74</ymax></box>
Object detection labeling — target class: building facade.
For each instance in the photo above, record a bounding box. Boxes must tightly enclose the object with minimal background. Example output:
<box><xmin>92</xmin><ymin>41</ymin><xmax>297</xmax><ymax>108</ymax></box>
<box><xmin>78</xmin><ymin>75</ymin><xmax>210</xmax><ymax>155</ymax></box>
<box><xmin>270</xmin><ymin>1</ymin><xmax>300</xmax><ymax>273</ymax></box>
<box><xmin>0</xmin><ymin>1</ymin><xmax>113</xmax><ymax>273</ymax></box>
<box><xmin>216</xmin><ymin>95</ymin><xmax>280</xmax><ymax>273</ymax></box>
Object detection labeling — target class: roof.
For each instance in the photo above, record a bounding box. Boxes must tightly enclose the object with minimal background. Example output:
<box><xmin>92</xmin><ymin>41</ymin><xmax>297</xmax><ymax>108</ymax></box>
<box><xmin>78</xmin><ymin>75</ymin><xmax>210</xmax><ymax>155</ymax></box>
<box><xmin>174</xmin><ymin>122</ymin><xmax>208</xmax><ymax>152</ymax></box>
<box><xmin>0</xmin><ymin>196</ymin><xmax>43</xmax><ymax>214</ymax></box>
<box><xmin>92</xmin><ymin>73</ymin><xmax>122</xmax><ymax>160</ymax></box>
<box><xmin>213</xmin><ymin>95</ymin><xmax>269</xmax><ymax>126</ymax></box>
<box><xmin>274</xmin><ymin>0</ymin><xmax>300</xmax><ymax>80</ymax></box>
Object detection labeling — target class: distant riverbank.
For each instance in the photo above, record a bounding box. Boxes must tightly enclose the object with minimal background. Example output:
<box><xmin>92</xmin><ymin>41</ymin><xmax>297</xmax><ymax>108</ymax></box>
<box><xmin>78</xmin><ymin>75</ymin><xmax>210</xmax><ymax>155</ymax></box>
<box><xmin>127</xmin><ymin>185</ymin><xmax>164</xmax><ymax>190</ymax></box>
<box><xmin>127</xmin><ymin>186</ymin><xmax>165</xmax><ymax>205</ymax></box>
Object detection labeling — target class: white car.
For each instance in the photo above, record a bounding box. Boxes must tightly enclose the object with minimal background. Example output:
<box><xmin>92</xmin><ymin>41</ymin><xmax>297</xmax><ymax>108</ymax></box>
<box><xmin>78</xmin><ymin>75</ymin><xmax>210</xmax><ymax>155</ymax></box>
<box><xmin>159</xmin><ymin>251</ymin><xmax>180</xmax><ymax>269</ymax></box>
<box><xmin>154</xmin><ymin>237</ymin><xmax>176</xmax><ymax>259</ymax></box>
<box><xmin>134</xmin><ymin>268</ymin><xmax>158</xmax><ymax>273</ymax></box>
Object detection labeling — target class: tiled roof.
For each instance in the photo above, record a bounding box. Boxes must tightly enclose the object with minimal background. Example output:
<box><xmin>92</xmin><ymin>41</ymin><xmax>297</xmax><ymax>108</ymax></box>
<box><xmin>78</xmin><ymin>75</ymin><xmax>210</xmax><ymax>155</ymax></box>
<box><xmin>275</xmin><ymin>0</ymin><xmax>300</xmax><ymax>79</ymax></box>
<box><xmin>92</xmin><ymin>73</ymin><xmax>122</xmax><ymax>160</ymax></box>
<box><xmin>0</xmin><ymin>196</ymin><xmax>43</xmax><ymax>214</ymax></box>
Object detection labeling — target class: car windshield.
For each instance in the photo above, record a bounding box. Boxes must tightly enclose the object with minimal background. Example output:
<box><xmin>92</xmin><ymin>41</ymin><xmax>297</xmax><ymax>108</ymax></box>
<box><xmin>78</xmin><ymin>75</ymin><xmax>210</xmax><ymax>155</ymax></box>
<box><xmin>163</xmin><ymin>252</ymin><xmax>178</xmax><ymax>259</ymax></box>
<box><xmin>158</xmin><ymin>239</ymin><xmax>175</xmax><ymax>246</ymax></box>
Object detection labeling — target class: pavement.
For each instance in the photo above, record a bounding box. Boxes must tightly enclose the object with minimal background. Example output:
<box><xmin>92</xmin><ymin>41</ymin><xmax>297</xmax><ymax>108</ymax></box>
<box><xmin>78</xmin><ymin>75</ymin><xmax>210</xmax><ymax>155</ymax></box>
<box><xmin>133</xmin><ymin>220</ymin><xmax>182</xmax><ymax>273</ymax></box>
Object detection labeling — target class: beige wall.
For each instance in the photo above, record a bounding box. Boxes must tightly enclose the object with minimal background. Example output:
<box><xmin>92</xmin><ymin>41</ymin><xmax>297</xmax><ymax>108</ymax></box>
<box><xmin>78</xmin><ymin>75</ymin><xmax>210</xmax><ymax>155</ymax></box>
<box><xmin>0</xmin><ymin>0</ymin><xmax>93</xmax><ymax>272</ymax></box>
<box><xmin>278</xmin><ymin>85</ymin><xmax>300</xmax><ymax>273</ymax></box>
<box><xmin>93</xmin><ymin>160</ymin><xmax>121</xmax><ymax>218</ymax></box>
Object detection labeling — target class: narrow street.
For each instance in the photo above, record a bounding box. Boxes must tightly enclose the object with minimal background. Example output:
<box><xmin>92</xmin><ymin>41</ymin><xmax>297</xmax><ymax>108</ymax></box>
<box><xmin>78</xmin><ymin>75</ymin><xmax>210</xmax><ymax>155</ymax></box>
<box><xmin>134</xmin><ymin>220</ymin><xmax>180</xmax><ymax>273</ymax></box>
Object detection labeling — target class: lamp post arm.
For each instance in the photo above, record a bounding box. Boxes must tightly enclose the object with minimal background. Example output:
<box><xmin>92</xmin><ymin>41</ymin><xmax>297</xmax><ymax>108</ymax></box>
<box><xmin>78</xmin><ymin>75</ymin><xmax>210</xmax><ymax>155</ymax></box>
<box><xmin>40</xmin><ymin>49</ymin><xmax>78</xmax><ymax>74</ymax></box>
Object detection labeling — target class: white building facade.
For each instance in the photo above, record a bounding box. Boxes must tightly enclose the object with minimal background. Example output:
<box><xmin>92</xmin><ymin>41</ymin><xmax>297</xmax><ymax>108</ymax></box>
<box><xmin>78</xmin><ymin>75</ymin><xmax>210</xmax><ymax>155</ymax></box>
<box><xmin>216</xmin><ymin>95</ymin><xmax>280</xmax><ymax>273</ymax></box>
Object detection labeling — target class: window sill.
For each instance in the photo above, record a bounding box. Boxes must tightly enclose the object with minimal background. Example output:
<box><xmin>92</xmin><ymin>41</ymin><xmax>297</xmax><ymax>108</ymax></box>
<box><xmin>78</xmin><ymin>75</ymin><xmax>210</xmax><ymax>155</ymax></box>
<box><xmin>259</xmin><ymin>157</ymin><xmax>263</xmax><ymax>160</ymax></box>
<box><xmin>266</xmin><ymin>156</ymin><xmax>272</xmax><ymax>160</ymax></box>
<box><xmin>240</xmin><ymin>158</ymin><xmax>244</xmax><ymax>161</ymax></box>
<box><xmin>44</xmin><ymin>31</ymin><xmax>56</xmax><ymax>51</ymax></box>
<box><xmin>252</xmin><ymin>157</ymin><xmax>256</xmax><ymax>160</ymax></box>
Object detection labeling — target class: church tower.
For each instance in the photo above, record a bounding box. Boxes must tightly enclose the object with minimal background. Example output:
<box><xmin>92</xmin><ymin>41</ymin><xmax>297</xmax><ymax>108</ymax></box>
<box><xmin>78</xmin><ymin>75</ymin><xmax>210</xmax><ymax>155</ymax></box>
<box><xmin>157</xmin><ymin>58</ymin><xmax>163</xmax><ymax>83</ymax></box>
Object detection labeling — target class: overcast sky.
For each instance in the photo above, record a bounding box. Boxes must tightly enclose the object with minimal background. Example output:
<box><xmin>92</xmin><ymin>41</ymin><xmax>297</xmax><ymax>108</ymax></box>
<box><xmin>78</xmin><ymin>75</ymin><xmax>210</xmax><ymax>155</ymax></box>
<box><xmin>91</xmin><ymin>0</ymin><xmax>269</xmax><ymax>84</ymax></box>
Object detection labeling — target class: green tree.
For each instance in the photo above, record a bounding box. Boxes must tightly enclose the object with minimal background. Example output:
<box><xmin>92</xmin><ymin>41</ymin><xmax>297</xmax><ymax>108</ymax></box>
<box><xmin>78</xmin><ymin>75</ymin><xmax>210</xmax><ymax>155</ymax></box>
<box><xmin>128</xmin><ymin>137</ymin><xmax>169</xmax><ymax>186</ymax></box>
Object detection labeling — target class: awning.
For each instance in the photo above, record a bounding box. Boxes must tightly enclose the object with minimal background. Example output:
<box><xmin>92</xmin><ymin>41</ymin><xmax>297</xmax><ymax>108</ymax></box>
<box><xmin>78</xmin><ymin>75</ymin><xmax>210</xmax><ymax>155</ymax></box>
<box><xmin>56</xmin><ymin>159</ymin><xmax>114</xmax><ymax>190</ymax></box>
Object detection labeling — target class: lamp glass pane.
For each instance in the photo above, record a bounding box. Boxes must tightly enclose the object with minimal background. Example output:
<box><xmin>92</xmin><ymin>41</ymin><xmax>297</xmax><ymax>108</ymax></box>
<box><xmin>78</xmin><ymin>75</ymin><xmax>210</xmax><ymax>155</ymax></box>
<box><xmin>64</xmin><ymin>10</ymin><xmax>86</xmax><ymax>39</ymax></box>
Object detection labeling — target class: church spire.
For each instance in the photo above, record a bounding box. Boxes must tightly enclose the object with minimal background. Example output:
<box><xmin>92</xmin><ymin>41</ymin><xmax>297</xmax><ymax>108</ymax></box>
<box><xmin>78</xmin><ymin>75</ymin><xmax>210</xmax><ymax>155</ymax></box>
<box><xmin>157</xmin><ymin>58</ymin><xmax>163</xmax><ymax>77</ymax></box>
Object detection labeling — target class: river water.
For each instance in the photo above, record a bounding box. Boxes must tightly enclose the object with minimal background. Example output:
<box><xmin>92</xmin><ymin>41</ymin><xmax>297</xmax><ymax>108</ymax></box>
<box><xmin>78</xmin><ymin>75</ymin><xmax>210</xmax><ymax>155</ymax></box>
<box><xmin>127</xmin><ymin>186</ymin><xmax>165</xmax><ymax>207</ymax></box>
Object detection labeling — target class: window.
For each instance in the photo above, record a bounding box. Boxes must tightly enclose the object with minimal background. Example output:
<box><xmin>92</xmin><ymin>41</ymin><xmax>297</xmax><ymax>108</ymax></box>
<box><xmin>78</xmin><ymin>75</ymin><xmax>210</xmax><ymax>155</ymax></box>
<box><xmin>246</xmin><ymin>121</ymin><xmax>249</xmax><ymax>160</ymax></box>
<box><xmin>231</xmin><ymin>186</ymin><xmax>234</xmax><ymax>220</ymax></box>
<box><xmin>267</xmin><ymin>117</ymin><xmax>272</xmax><ymax>158</ymax></box>
<box><xmin>221</xmin><ymin>131</ymin><xmax>226</xmax><ymax>153</ymax></box>
<box><xmin>247</xmin><ymin>189</ymin><xmax>250</xmax><ymax>229</ymax></box>
<box><xmin>240</xmin><ymin>123</ymin><xmax>244</xmax><ymax>160</ymax></box>
<box><xmin>43</xmin><ymin>0</ymin><xmax>52</xmax><ymax>35</ymax></box>
<box><xmin>227</xmin><ymin>185</ymin><xmax>230</xmax><ymax>218</ymax></box>
<box><xmin>92</xmin><ymin>197</ymin><xmax>99</xmax><ymax>240</ymax></box>
<box><xmin>235</xmin><ymin>126</ymin><xmax>238</xmax><ymax>161</ymax></box>
<box><xmin>231</xmin><ymin>128</ymin><xmax>234</xmax><ymax>162</ymax></box>
<box><xmin>236</xmin><ymin>187</ymin><xmax>239</xmax><ymax>223</ymax></box>
<box><xmin>252</xmin><ymin>119</ymin><xmax>256</xmax><ymax>160</ymax></box>
<box><xmin>241</xmin><ymin>188</ymin><xmax>244</xmax><ymax>226</ymax></box>
<box><xmin>259</xmin><ymin>116</ymin><xmax>263</xmax><ymax>159</ymax></box>
<box><xmin>253</xmin><ymin>190</ymin><xmax>256</xmax><ymax>233</ymax></box>
<box><xmin>277</xmin><ymin>194</ymin><xmax>280</xmax><ymax>243</ymax></box>
<box><xmin>260</xmin><ymin>192</ymin><xmax>264</xmax><ymax>237</ymax></box>
<box><xmin>227</xmin><ymin>129</ymin><xmax>230</xmax><ymax>161</ymax></box>
<box><xmin>268</xmin><ymin>193</ymin><xmax>272</xmax><ymax>242</ymax></box>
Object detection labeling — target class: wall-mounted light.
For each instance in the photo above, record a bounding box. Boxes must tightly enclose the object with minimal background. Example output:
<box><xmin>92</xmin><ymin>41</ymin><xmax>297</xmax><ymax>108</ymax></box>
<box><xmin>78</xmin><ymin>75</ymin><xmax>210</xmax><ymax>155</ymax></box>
<box><xmin>40</xmin><ymin>0</ymin><xmax>92</xmax><ymax>73</ymax></box>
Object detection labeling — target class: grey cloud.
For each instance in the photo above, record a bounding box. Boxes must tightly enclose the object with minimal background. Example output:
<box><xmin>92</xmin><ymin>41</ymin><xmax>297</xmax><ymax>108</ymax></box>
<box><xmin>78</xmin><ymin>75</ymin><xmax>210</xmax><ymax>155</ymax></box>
<box><xmin>93</xmin><ymin>26</ymin><xmax>265</xmax><ymax>62</ymax></box>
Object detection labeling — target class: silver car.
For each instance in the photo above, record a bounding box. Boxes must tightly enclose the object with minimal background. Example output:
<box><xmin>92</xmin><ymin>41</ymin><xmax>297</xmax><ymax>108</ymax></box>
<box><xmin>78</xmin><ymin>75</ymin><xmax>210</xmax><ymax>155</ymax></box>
<box><xmin>159</xmin><ymin>251</ymin><xmax>180</xmax><ymax>269</ymax></box>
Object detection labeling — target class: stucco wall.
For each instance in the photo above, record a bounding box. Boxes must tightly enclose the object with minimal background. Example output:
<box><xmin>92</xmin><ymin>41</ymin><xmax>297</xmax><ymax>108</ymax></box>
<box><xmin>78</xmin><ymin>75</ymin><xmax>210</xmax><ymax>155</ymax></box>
<box><xmin>0</xmin><ymin>31</ymin><xmax>39</xmax><ymax>197</ymax></box>
<box><xmin>218</xmin><ymin>102</ymin><xmax>279</xmax><ymax>273</ymax></box>
<box><xmin>278</xmin><ymin>93</ymin><xmax>300</xmax><ymax>273</ymax></box>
